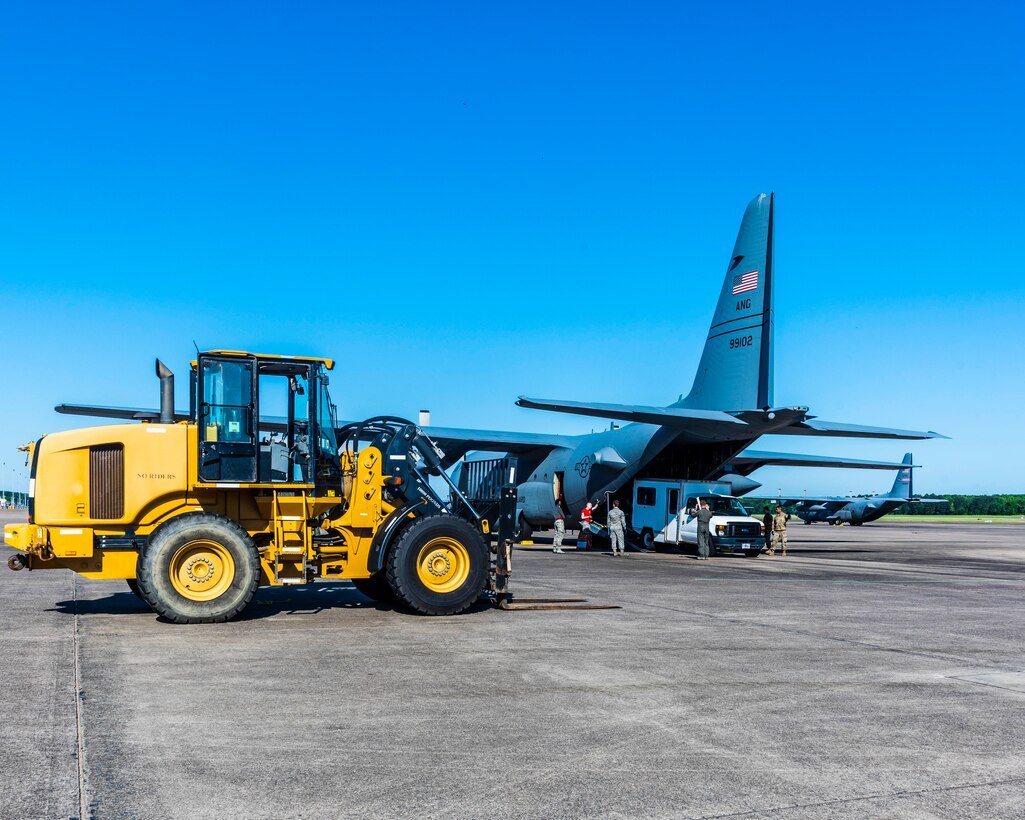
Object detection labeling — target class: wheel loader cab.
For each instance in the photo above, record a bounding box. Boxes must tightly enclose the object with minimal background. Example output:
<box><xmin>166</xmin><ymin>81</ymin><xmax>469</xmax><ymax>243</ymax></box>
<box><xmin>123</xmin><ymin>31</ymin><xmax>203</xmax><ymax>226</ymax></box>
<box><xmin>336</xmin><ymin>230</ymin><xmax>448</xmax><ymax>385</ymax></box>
<box><xmin>195</xmin><ymin>352</ymin><xmax>341</xmax><ymax>491</ymax></box>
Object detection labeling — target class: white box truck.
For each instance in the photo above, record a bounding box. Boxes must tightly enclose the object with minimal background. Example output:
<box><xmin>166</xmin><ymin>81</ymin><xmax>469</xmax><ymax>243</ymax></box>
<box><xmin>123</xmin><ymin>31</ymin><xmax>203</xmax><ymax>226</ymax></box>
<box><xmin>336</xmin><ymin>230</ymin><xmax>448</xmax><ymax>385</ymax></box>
<box><xmin>631</xmin><ymin>479</ymin><xmax>764</xmax><ymax>556</ymax></box>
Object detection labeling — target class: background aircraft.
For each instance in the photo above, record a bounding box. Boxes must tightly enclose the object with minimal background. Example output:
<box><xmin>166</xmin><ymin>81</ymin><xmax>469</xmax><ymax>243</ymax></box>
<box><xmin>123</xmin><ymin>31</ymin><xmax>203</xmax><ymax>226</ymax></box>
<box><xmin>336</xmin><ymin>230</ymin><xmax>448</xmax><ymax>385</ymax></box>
<box><xmin>428</xmin><ymin>194</ymin><xmax>946</xmax><ymax>535</ymax></box>
<box><xmin>770</xmin><ymin>453</ymin><xmax>947</xmax><ymax>525</ymax></box>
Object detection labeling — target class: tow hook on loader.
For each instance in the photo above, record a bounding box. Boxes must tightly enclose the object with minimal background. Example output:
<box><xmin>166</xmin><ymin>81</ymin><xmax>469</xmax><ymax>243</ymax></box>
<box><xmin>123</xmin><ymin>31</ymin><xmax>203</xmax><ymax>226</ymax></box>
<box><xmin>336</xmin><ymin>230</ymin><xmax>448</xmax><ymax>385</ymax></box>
<box><xmin>486</xmin><ymin>486</ymin><xmax>621</xmax><ymax>613</ymax></box>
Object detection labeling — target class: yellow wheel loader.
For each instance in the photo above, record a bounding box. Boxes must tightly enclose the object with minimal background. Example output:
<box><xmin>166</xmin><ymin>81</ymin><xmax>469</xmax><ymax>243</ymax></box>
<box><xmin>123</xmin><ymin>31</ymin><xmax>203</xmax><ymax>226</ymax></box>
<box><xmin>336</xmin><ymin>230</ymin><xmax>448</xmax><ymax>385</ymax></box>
<box><xmin>3</xmin><ymin>351</ymin><xmax>491</xmax><ymax>622</ymax></box>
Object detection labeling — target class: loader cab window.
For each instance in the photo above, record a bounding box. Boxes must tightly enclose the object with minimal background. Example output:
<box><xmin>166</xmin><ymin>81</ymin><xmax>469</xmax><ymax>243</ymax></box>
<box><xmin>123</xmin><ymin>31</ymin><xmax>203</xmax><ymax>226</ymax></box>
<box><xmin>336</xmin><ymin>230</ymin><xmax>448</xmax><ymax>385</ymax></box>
<box><xmin>198</xmin><ymin>357</ymin><xmax>257</xmax><ymax>483</ymax></box>
<box><xmin>203</xmin><ymin>360</ymin><xmax>252</xmax><ymax>442</ymax></box>
<box><xmin>257</xmin><ymin>364</ymin><xmax>311</xmax><ymax>483</ymax></box>
<box><xmin>314</xmin><ymin>366</ymin><xmax>341</xmax><ymax>483</ymax></box>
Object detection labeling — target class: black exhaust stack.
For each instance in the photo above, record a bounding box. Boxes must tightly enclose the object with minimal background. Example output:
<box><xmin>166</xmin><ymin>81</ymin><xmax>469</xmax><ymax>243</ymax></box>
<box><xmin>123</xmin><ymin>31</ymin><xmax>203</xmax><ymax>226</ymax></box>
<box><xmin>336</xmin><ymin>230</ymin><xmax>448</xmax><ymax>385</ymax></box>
<box><xmin>156</xmin><ymin>359</ymin><xmax>175</xmax><ymax>424</ymax></box>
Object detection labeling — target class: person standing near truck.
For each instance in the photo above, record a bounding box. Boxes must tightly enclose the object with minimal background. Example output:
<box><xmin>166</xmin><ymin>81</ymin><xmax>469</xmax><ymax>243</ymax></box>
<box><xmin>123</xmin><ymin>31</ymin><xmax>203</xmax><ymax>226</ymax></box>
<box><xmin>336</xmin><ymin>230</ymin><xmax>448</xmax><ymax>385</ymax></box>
<box><xmin>692</xmin><ymin>500</ymin><xmax>714</xmax><ymax>560</ymax></box>
<box><xmin>770</xmin><ymin>505</ymin><xmax>791</xmax><ymax>557</ymax></box>
<box><xmin>762</xmin><ymin>506</ymin><xmax>773</xmax><ymax>553</ymax></box>
<box><xmin>607</xmin><ymin>499</ymin><xmax>627</xmax><ymax>556</ymax></box>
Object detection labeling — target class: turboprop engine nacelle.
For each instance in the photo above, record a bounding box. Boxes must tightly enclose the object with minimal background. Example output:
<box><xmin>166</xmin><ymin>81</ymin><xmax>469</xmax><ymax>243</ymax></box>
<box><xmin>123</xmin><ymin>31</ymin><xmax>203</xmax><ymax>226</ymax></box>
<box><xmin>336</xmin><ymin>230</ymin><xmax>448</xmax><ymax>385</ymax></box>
<box><xmin>518</xmin><ymin>480</ymin><xmax>558</xmax><ymax>526</ymax></box>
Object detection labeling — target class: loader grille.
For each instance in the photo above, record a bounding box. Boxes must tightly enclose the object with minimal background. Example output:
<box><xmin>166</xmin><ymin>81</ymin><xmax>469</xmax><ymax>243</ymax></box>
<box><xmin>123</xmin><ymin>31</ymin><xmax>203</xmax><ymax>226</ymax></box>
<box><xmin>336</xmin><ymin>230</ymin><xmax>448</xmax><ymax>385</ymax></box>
<box><xmin>90</xmin><ymin>444</ymin><xmax>124</xmax><ymax>519</ymax></box>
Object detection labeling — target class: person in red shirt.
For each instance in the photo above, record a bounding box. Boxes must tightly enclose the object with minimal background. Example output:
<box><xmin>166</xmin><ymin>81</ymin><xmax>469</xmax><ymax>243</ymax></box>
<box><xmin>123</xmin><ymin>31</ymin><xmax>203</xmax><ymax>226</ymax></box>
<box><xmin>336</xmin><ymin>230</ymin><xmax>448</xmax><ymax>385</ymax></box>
<box><xmin>579</xmin><ymin>499</ymin><xmax>602</xmax><ymax>549</ymax></box>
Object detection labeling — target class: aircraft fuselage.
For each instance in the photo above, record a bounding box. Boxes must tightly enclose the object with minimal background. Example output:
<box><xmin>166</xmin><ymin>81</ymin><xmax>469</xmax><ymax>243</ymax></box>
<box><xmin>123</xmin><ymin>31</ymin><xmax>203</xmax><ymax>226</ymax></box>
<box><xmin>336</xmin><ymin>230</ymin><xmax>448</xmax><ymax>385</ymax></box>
<box><xmin>797</xmin><ymin>497</ymin><xmax>906</xmax><ymax>526</ymax></box>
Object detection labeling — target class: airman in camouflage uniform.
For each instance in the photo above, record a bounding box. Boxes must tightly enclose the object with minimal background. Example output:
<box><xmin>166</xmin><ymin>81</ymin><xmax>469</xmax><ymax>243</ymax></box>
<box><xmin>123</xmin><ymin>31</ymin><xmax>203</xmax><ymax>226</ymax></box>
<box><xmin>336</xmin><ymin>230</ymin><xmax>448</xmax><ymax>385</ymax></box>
<box><xmin>770</xmin><ymin>505</ymin><xmax>790</xmax><ymax>557</ymax></box>
<box><xmin>607</xmin><ymin>499</ymin><xmax>627</xmax><ymax>556</ymax></box>
<box><xmin>552</xmin><ymin>502</ymin><xmax>566</xmax><ymax>554</ymax></box>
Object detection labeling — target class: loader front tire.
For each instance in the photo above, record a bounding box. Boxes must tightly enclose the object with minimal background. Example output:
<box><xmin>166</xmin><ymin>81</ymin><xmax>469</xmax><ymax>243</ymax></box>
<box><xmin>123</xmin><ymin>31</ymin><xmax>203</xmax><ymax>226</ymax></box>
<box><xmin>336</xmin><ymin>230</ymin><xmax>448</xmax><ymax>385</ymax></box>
<box><xmin>137</xmin><ymin>513</ymin><xmax>260</xmax><ymax>624</ymax></box>
<box><xmin>386</xmin><ymin>516</ymin><xmax>488</xmax><ymax>615</ymax></box>
<box><xmin>351</xmin><ymin>573</ymin><xmax>395</xmax><ymax>604</ymax></box>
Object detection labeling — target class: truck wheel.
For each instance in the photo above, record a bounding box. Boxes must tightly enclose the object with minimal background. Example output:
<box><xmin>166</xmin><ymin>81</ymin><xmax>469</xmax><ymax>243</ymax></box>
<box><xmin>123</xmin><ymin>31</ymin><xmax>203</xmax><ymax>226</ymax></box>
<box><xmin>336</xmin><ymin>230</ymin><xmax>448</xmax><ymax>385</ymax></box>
<box><xmin>136</xmin><ymin>513</ymin><xmax>260</xmax><ymax>624</ymax></box>
<box><xmin>386</xmin><ymin>516</ymin><xmax>488</xmax><ymax>615</ymax></box>
<box><xmin>641</xmin><ymin>528</ymin><xmax>655</xmax><ymax>549</ymax></box>
<box><xmin>351</xmin><ymin>573</ymin><xmax>395</xmax><ymax>604</ymax></box>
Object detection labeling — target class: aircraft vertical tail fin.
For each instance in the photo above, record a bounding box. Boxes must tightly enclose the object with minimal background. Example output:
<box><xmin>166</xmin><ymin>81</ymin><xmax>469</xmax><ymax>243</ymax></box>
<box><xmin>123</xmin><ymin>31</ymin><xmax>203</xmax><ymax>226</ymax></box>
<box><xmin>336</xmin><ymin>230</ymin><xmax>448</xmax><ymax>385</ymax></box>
<box><xmin>889</xmin><ymin>453</ymin><xmax>914</xmax><ymax>499</ymax></box>
<box><xmin>676</xmin><ymin>193</ymin><xmax>774</xmax><ymax>411</ymax></box>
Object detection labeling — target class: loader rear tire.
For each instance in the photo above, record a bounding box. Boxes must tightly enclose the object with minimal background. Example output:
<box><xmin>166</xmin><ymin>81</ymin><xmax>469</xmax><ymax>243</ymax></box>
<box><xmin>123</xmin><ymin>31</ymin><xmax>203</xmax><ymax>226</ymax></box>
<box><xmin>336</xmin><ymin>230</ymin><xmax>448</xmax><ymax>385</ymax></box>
<box><xmin>137</xmin><ymin>513</ymin><xmax>260</xmax><ymax>624</ymax></box>
<box><xmin>386</xmin><ymin>516</ymin><xmax>488</xmax><ymax>615</ymax></box>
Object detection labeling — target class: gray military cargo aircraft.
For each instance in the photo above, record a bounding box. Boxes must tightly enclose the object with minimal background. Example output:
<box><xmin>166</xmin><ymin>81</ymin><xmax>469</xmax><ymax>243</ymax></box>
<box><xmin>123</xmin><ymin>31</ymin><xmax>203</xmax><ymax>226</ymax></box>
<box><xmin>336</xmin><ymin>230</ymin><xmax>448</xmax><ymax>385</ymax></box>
<box><xmin>774</xmin><ymin>453</ymin><xmax>946</xmax><ymax>525</ymax></box>
<box><xmin>428</xmin><ymin>194</ymin><xmax>946</xmax><ymax>536</ymax></box>
<box><xmin>53</xmin><ymin>194</ymin><xmax>944</xmax><ymax>539</ymax></box>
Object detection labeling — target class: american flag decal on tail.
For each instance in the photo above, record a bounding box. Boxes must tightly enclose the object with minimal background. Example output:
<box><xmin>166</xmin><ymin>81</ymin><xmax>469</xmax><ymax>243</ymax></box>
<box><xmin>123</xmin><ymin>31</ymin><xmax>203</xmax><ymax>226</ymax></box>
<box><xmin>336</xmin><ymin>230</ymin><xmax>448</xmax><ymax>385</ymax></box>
<box><xmin>732</xmin><ymin>270</ymin><xmax>759</xmax><ymax>295</ymax></box>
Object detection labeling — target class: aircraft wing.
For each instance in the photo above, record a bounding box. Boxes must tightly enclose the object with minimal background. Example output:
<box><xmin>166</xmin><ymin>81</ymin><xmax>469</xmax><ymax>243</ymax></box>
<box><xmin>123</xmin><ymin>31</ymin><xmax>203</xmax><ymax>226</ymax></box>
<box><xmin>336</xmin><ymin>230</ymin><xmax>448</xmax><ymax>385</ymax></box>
<box><xmin>755</xmin><ymin>496</ymin><xmax>849</xmax><ymax>507</ymax></box>
<box><xmin>56</xmin><ymin>404</ymin><xmax>191</xmax><ymax>422</ymax></box>
<box><xmin>423</xmin><ymin>425</ymin><xmax>576</xmax><ymax>467</ymax></box>
<box><xmin>725</xmin><ymin>450</ymin><xmax>921</xmax><ymax>476</ymax></box>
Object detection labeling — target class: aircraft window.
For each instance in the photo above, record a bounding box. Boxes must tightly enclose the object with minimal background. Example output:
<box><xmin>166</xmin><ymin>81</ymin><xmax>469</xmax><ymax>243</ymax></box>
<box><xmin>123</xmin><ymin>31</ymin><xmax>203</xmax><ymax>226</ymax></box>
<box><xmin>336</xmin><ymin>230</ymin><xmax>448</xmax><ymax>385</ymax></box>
<box><xmin>636</xmin><ymin>487</ymin><xmax>656</xmax><ymax>506</ymax></box>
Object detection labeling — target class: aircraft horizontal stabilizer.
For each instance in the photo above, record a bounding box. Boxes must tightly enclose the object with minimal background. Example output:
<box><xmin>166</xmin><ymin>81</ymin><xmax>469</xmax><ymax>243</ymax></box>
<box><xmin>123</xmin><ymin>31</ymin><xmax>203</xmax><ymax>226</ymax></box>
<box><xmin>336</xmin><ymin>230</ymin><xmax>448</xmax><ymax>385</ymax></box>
<box><xmin>781</xmin><ymin>419</ymin><xmax>948</xmax><ymax>440</ymax></box>
<box><xmin>516</xmin><ymin>397</ymin><xmax>747</xmax><ymax>438</ymax></box>
<box><xmin>726</xmin><ymin>450</ymin><xmax>921</xmax><ymax>476</ymax></box>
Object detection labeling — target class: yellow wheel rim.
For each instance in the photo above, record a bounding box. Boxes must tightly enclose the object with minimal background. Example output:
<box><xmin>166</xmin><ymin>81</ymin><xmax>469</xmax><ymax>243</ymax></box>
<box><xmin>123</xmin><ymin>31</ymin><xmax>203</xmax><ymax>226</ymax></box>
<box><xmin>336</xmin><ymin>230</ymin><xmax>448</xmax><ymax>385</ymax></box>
<box><xmin>415</xmin><ymin>536</ymin><xmax>471</xmax><ymax>594</ymax></box>
<box><xmin>169</xmin><ymin>540</ymin><xmax>235</xmax><ymax>601</ymax></box>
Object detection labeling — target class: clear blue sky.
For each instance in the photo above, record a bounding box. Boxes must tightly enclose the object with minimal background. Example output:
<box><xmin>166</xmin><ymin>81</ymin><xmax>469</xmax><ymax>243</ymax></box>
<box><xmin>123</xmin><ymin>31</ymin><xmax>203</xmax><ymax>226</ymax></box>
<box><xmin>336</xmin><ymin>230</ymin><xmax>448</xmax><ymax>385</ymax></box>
<box><xmin>1</xmin><ymin>2</ymin><xmax>1022</xmax><ymax>495</ymax></box>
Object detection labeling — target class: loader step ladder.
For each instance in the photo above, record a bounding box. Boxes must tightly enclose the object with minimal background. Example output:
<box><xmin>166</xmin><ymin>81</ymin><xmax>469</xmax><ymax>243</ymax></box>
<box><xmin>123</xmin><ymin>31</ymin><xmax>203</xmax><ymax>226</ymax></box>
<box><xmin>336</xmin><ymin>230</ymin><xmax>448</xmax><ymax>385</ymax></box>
<box><xmin>272</xmin><ymin>491</ymin><xmax>311</xmax><ymax>585</ymax></box>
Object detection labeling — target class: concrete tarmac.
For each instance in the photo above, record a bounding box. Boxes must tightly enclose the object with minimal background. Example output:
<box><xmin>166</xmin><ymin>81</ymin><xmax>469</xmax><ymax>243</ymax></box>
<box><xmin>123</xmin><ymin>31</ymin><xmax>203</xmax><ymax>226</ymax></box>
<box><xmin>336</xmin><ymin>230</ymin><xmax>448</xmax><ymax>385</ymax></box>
<box><xmin>2</xmin><ymin>511</ymin><xmax>1025</xmax><ymax>819</ymax></box>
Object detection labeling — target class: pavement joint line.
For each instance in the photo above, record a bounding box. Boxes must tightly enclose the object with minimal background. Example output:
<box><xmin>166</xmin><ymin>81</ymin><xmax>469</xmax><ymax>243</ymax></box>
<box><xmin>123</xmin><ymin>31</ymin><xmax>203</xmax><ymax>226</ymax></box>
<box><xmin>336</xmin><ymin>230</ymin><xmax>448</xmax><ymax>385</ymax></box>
<box><xmin>72</xmin><ymin>573</ymin><xmax>91</xmax><ymax>820</ymax></box>
<box><xmin>946</xmin><ymin>674</ymin><xmax>1025</xmax><ymax>695</ymax></box>
<box><xmin>695</xmin><ymin>773</ymin><xmax>1025</xmax><ymax>818</ymax></box>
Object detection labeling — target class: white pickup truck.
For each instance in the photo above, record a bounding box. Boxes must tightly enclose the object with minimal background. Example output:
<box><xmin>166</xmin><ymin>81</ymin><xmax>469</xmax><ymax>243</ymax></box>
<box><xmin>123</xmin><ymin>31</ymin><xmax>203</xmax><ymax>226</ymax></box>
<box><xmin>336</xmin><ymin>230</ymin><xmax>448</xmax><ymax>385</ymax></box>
<box><xmin>631</xmin><ymin>479</ymin><xmax>764</xmax><ymax>557</ymax></box>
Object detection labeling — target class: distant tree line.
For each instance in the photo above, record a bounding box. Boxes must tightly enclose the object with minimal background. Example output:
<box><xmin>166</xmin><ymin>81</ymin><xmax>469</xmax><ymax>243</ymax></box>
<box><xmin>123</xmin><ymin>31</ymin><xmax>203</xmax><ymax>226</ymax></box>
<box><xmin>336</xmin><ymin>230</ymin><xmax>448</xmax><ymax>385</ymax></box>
<box><xmin>1</xmin><ymin>490</ymin><xmax>28</xmax><ymax>506</ymax></box>
<box><xmin>895</xmin><ymin>495</ymin><xmax>1025</xmax><ymax>516</ymax></box>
